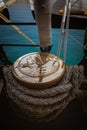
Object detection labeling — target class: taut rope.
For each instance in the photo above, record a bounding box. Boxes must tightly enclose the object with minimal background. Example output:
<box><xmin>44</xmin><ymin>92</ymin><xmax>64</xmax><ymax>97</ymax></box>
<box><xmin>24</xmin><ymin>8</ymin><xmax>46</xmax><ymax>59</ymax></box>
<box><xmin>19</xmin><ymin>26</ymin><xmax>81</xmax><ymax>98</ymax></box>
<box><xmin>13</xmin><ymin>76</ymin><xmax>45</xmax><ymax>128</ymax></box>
<box><xmin>57</xmin><ymin>0</ymin><xmax>71</xmax><ymax>63</ymax></box>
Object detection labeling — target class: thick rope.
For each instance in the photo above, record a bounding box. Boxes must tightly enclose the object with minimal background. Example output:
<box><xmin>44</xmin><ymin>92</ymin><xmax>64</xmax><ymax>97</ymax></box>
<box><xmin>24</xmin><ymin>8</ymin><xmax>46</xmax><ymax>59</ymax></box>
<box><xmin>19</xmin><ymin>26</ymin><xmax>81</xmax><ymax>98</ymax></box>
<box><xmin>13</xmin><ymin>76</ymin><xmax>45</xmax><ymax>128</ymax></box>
<box><xmin>2</xmin><ymin>65</ymin><xmax>85</xmax><ymax>122</ymax></box>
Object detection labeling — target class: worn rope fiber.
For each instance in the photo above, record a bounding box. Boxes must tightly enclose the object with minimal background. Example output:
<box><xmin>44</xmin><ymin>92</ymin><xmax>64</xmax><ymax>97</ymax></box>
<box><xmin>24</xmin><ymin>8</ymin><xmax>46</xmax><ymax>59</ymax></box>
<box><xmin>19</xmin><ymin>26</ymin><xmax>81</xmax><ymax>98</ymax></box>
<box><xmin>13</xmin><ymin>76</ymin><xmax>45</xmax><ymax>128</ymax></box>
<box><xmin>3</xmin><ymin>65</ymin><xmax>84</xmax><ymax>122</ymax></box>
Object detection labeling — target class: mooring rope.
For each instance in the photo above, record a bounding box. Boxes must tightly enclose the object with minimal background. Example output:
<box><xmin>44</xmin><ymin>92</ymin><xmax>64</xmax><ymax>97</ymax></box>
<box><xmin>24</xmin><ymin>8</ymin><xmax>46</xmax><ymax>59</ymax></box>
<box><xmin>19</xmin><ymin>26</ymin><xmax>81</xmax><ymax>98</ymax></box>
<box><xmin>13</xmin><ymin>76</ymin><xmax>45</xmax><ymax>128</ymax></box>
<box><xmin>1</xmin><ymin>65</ymin><xmax>85</xmax><ymax>122</ymax></box>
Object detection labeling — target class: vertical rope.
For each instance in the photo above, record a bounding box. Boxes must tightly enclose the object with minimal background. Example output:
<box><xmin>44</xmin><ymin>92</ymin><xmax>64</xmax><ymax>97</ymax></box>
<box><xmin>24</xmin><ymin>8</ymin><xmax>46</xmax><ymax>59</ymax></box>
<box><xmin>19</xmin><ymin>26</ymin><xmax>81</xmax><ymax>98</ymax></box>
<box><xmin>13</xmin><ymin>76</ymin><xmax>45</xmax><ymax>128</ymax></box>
<box><xmin>57</xmin><ymin>0</ymin><xmax>71</xmax><ymax>63</ymax></box>
<box><xmin>57</xmin><ymin>2</ymin><xmax>67</xmax><ymax>57</ymax></box>
<box><xmin>63</xmin><ymin>1</ymin><xmax>71</xmax><ymax>63</ymax></box>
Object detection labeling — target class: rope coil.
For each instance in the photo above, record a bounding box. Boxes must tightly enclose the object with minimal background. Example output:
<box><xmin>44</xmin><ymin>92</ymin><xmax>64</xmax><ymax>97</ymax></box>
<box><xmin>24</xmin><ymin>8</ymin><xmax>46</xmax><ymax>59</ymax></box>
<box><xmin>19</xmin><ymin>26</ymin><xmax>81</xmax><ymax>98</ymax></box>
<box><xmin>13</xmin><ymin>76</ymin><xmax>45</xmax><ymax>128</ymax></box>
<box><xmin>3</xmin><ymin>65</ymin><xmax>84</xmax><ymax>122</ymax></box>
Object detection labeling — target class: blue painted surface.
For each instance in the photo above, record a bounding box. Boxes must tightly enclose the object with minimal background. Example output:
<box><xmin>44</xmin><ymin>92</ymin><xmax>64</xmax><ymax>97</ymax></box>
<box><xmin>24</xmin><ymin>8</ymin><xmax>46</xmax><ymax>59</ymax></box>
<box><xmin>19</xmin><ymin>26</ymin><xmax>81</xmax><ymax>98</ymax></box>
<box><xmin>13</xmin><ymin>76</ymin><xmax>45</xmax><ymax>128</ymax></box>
<box><xmin>8</xmin><ymin>4</ymin><xmax>35</xmax><ymax>22</ymax></box>
<box><xmin>0</xmin><ymin>4</ymin><xmax>85</xmax><ymax>65</ymax></box>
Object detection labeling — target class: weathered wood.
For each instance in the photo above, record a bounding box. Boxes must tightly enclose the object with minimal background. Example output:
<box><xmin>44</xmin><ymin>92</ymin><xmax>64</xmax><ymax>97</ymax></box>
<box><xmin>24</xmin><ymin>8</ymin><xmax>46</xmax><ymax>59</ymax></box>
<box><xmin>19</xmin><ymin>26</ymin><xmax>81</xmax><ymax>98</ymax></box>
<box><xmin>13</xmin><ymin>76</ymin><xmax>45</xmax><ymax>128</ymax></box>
<box><xmin>12</xmin><ymin>52</ymin><xmax>65</xmax><ymax>89</ymax></box>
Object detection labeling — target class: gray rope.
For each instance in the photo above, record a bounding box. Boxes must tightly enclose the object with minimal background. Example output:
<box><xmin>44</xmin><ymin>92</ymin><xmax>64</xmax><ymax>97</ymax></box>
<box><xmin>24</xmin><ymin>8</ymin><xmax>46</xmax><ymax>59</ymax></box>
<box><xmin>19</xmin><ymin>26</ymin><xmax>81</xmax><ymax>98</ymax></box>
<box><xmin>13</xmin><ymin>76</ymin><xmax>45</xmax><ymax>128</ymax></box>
<box><xmin>3</xmin><ymin>65</ymin><xmax>84</xmax><ymax>122</ymax></box>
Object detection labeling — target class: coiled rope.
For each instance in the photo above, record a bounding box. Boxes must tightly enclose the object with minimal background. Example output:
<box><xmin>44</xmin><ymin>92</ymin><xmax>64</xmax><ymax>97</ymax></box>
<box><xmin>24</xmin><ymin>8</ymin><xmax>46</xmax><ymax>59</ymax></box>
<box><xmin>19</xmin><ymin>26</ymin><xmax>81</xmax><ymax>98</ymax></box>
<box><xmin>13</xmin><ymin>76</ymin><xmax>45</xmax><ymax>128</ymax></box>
<box><xmin>2</xmin><ymin>65</ymin><xmax>85</xmax><ymax>122</ymax></box>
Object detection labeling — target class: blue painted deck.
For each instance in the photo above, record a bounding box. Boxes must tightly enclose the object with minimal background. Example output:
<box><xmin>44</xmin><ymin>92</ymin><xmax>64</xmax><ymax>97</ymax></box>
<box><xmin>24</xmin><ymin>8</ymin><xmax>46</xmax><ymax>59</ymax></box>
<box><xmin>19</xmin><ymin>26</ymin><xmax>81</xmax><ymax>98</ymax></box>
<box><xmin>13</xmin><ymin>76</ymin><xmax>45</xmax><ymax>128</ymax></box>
<box><xmin>0</xmin><ymin>4</ymin><xmax>85</xmax><ymax>65</ymax></box>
